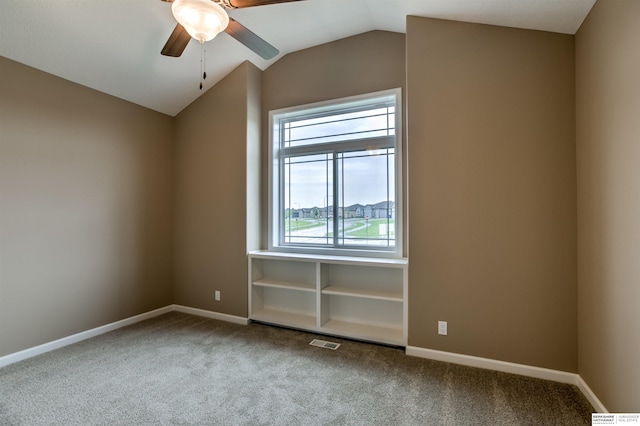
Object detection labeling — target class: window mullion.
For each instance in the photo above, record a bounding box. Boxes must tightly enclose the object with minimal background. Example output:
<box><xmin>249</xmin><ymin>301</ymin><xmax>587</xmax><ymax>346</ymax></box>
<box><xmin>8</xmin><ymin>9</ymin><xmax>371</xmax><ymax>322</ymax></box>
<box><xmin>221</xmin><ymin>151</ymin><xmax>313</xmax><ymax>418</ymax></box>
<box><xmin>387</xmin><ymin>149</ymin><xmax>391</xmax><ymax>247</ymax></box>
<box><xmin>280</xmin><ymin>136</ymin><xmax>394</xmax><ymax>157</ymax></box>
<box><xmin>280</xmin><ymin>159</ymin><xmax>291</xmax><ymax>243</ymax></box>
<box><xmin>333</xmin><ymin>152</ymin><xmax>339</xmax><ymax>247</ymax></box>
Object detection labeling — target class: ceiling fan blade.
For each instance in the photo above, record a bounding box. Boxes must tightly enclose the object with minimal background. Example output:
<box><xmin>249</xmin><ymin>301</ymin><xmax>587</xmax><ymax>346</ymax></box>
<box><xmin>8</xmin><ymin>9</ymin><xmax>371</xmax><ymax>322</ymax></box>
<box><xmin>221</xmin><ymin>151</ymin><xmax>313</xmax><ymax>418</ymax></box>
<box><xmin>227</xmin><ymin>0</ymin><xmax>304</xmax><ymax>8</ymax></box>
<box><xmin>225</xmin><ymin>17</ymin><xmax>279</xmax><ymax>60</ymax></box>
<box><xmin>161</xmin><ymin>24</ymin><xmax>191</xmax><ymax>57</ymax></box>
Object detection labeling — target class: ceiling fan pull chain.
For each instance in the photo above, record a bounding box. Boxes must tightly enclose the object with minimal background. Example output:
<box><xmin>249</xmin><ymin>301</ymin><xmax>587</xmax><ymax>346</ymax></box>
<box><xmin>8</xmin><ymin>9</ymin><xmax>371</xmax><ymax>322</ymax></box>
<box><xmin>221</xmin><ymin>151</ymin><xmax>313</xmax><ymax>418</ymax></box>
<box><xmin>203</xmin><ymin>45</ymin><xmax>207</xmax><ymax>81</ymax></box>
<box><xmin>200</xmin><ymin>42</ymin><xmax>204</xmax><ymax>90</ymax></box>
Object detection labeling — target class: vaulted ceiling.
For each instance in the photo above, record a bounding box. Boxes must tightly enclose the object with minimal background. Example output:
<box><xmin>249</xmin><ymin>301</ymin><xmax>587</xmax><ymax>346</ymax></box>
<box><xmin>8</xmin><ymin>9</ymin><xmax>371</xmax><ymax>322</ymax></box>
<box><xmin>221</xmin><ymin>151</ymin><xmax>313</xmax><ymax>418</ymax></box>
<box><xmin>0</xmin><ymin>0</ymin><xmax>595</xmax><ymax>116</ymax></box>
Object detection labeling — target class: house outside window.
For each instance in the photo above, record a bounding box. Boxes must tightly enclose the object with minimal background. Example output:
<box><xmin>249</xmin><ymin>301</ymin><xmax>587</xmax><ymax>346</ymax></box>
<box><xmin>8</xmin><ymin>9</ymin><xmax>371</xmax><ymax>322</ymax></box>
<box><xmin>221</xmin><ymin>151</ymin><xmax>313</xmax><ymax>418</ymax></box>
<box><xmin>269</xmin><ymin>89</ymin><xmax>402</xmax><ymax>258</ymax></box>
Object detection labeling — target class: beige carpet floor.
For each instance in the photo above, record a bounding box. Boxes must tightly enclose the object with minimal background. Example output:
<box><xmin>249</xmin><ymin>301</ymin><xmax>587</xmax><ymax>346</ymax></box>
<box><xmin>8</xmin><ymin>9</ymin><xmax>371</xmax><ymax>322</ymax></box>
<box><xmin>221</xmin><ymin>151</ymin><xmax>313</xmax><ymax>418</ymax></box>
<box><xmin>0</xmin><ymin>312</ymin><xmax>593</xmax><ymax>425</ymax></box>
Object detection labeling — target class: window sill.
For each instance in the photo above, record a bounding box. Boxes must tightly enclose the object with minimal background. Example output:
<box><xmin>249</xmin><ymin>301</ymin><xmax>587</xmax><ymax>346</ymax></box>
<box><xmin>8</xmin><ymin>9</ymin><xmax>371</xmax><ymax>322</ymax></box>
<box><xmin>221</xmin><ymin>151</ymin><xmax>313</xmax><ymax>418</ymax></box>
<box><xmin>249</xmin><ymin>249</ymin><xmax>408</xmax><ymax>267</ymax></box>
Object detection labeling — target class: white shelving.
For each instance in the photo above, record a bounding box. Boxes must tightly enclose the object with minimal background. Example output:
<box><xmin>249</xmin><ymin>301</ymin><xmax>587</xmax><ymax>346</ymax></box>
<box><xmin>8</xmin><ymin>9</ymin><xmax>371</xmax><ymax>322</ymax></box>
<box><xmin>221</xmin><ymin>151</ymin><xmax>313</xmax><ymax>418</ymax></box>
<box><xmin>248</xmin><ymin>250</ymin><xmax>408</xmax><ymax>346</ymax></box>
<box><xmin>321</xmin><ymin>286</ymin><xmax>403</xmax><ymax>301</ymax></box>
<box><xmin>253</xmin><ymin>279</ymin><xmax>316</xmax><ymax>292</ymax></box>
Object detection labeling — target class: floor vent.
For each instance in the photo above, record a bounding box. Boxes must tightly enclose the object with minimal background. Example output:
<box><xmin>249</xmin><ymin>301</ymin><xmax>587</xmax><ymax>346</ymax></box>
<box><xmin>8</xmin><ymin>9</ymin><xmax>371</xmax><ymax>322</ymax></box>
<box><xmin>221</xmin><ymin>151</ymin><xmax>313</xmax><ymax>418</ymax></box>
<box><xmin>310</xmin><ymin>339</ymin><xmax>341</xmax><ymax>350</ymax></box>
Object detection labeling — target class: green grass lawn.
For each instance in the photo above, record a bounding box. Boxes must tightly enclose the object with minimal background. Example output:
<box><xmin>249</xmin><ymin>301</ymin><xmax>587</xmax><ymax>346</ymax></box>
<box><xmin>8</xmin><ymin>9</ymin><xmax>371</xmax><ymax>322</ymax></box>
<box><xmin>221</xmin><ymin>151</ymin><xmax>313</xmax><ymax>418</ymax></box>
<box><xmin>341</xmin><ymin>221</ymin><xmax>365</xmax><ymax>233</ymax></box>
<box><xmin>346</xmin><ymin>219</ymin><xmax>395</xmax><ymax>238</ymax></box>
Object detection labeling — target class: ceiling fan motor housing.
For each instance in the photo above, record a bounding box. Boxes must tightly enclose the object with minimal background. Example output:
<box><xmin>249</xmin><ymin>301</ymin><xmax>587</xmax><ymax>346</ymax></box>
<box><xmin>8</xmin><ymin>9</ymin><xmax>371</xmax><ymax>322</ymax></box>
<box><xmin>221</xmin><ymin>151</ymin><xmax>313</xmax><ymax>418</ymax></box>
<box><xmin>171</xmin><ymin>0</ymin><xmax>230</xmax><ymax>42</ymax></box>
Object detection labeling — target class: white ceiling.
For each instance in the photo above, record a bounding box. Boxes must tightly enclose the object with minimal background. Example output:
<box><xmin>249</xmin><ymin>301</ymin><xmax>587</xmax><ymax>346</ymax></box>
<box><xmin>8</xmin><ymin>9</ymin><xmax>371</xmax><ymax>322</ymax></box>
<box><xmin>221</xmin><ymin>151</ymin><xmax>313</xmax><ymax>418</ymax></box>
<box><xmin>0</xmin><ymin>0</ymin><xmax>595</xmax><ymax>116</ymax></box>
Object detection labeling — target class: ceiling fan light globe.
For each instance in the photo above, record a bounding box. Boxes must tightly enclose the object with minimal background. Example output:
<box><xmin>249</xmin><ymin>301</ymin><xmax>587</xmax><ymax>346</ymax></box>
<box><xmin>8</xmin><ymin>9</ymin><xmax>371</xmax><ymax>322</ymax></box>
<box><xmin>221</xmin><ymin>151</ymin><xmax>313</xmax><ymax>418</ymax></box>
<box><xmin>171</xmin><ymin>0</ymin><xmax>229</xmax><ymax>43</ymax></box>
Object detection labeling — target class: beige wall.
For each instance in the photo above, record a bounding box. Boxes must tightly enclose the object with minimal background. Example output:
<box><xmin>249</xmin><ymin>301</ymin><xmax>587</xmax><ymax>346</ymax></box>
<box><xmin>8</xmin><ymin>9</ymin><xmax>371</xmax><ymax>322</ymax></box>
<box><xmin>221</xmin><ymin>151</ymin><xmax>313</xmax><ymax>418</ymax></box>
<box><xmin>173</xmin><ymin>61</ymin><xmax>260</xmax><ymax>317</ymax></box>
<box><xmin>6</xmin><ymin>10</ymin><xmax>637</xmax><ymax>411</ymax></box>
<box><xmin>407</xmin><ymin>17</ymin><xmax>577</xmax><ymax>372</ymax></box>
<box><xmin>576</xmin><ymin>0</ymin><xmax>640</xmax><ymax>412</ymax></box>
<box><xmin>261</xmin><ymin>31</ymin><xmax>407</xmax><ymax>252</ymax></box>
<box><xmin>0</xmin><ymin>57</ymin><xmax>174</xmax><ymax>357</ymax></box>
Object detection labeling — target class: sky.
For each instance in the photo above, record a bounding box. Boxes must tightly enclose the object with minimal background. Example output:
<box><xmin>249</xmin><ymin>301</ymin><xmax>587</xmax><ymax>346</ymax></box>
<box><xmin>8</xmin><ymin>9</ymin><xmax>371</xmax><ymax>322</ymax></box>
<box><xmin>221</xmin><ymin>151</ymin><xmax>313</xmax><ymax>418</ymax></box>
<box><xmin>281</xmin><ymin>102</ymin><xmax>397</xmax><ymax>209</ymax></box>
<box><xmin>286</xmin><ymin>150</ymin><xmax>395</xmax><ymax>208</ymax></box>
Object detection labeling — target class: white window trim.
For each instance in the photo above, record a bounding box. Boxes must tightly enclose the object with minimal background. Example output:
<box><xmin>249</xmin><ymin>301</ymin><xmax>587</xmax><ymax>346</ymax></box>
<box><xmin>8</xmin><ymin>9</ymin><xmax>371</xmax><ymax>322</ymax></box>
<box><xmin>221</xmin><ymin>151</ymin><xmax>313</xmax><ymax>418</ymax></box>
<box><xmin>268</xmin><ymin>88</ymin><xmax>403</xmax><ymax>259</ymax></box>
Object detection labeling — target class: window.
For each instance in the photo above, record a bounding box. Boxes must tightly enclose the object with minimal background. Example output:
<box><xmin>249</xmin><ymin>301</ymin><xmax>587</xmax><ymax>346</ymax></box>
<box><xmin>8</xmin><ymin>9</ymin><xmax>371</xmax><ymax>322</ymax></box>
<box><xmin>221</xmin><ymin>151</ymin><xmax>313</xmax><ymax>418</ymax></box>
<box><xmin>269</xmin><ymin>89</ymin><xmax>402</xmax><ymax>257</ymax></box>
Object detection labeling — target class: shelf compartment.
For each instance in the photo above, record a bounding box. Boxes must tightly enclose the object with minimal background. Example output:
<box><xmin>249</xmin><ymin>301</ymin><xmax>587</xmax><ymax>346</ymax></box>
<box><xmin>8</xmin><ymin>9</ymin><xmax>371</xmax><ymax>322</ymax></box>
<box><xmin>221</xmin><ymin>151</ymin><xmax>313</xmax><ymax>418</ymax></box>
<box><xmin>251</xmin><ymin>285</ymin><xmax>316</xmax><ymax>325</ymax></box>
<box><xmin>251</xmin><ymin>257</ymin><xmax>316</xmax><ymax>289</ymax></box>
<box><xmin>322</xmin><ymin>263</ymin><xmax>403</xmax><ymax>297</ymax></box>
<box><xmin>251</xmin><ymin>309</ymin><xmax>316</xmax><ymax>329</ymax></box>
<box><xmin>321</xmin><ymin>294</ymin><xmax>403</xmax><ymax>336</ymax></box>
<box><xmin>322</xmin><ymin>319</ymin><xmax>403</xmax><ymax>346</ymax></box>
<box><xmin>321</xmin><ymin>285</ymin><xmax>402</xmax><ymax>302</ymax></box>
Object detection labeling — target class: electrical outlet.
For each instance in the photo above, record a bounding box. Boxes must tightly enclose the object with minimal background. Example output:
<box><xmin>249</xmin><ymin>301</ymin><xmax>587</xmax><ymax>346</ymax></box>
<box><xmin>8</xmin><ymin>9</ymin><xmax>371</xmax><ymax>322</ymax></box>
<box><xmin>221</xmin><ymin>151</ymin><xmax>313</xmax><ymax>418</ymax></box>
<box><xmin>438</xmin><ymin>321</ymin><xmax>447</xmax><ymax>336</ymax></box>
<box><xmin>215</xmin><ymin>291</ymin><xmax>221</xmax><ymax>301</ymax></box>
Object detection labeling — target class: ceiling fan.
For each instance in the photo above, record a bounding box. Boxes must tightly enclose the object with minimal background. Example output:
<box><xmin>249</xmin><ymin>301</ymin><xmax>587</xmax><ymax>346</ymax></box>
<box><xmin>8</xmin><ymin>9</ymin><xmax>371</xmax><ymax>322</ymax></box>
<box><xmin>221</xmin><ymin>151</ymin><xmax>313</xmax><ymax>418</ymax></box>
<box><xmin>160</xmin><ymin>0</ymin><xmax>303</xmax><ymax>60</ymax></box>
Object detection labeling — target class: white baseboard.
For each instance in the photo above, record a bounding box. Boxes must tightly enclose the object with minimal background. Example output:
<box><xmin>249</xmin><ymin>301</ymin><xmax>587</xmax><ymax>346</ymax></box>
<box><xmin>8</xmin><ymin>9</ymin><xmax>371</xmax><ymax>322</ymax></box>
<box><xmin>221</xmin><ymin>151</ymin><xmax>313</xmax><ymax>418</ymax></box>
<box><xmin>406</xmin><ymin>346</ymin><xmax>577</xmax><ymax>384</ymax></box>
<box><xmin>0</xmin><ymin>306</ymin><xmax>173</xmax><ymax>369</ymax></box>
<box><xmin>576</xmin><ymin>375</ymin><xmax>608</xmax><ymax>413</ymax></box>
<box><xmin>406</xmin><ymin>346</ymin><xmax>608</xmax><ymax>412</ymax></box>
<box><xmin>172</xmin><ymin>305</ymin><xmax>250</xmax><ymax>325</ymax></box>
<box><xmin>0</xmin><ymin>304</ymin><xmax>248</xmax><ymax>369</ymax></box>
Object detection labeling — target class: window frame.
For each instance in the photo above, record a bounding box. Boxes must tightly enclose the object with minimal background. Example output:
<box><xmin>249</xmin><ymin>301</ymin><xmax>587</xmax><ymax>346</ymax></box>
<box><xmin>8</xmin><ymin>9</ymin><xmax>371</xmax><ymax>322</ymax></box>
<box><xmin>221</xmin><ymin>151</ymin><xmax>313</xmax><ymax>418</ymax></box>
<box><xmin>268</xmin><ymin>88</ymin><xmax>403</xmax><ymax>258</ymax></box>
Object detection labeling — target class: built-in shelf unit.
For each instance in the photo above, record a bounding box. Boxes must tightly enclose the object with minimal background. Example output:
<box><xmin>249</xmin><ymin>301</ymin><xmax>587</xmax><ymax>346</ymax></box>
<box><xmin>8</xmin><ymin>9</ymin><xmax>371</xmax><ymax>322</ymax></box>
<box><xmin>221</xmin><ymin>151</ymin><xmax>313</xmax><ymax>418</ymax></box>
<box><xmin>248</xmin><ymin>250</ymin><xmax>408</xmax><ymax>346</ymax></box>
